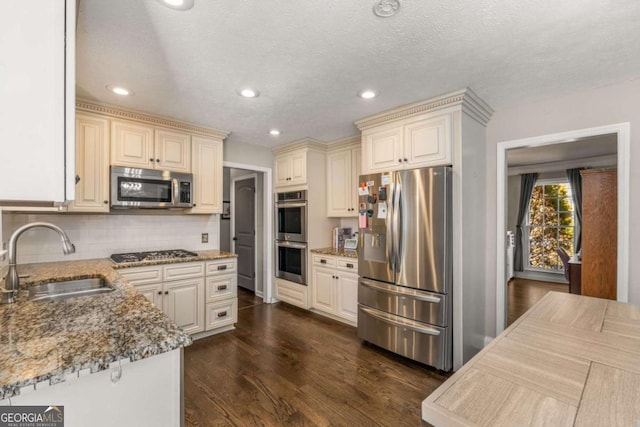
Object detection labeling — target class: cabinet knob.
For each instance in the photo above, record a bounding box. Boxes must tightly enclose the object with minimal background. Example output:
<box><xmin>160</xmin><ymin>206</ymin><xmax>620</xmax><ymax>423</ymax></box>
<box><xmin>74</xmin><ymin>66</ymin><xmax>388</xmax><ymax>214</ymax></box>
<box><xmin>398</xmin><ymin>158</ymin><xmax>402</xmax><ymax>163</ymax></box>
<box><xmin>103</xmin><ymin>200</ymin><xmax>109</xmax><ymax>205</ymax></box>
<box><xmin>217</xmin><ymin>285</ymin><xmax>228</xmax><ymax>291</ymax></box>
<box><xmin>346</xmin><ymin>263</ymin><xmax>354</xmax><ymax>269</ymax></box>
<box><xmin>164</xmin><ymin>291</ymin><xmax>169</xmax><ymax>295</ymax></box>
<box><xmin>75</xmin><ymin>174</ymin><xmax>81</xmax><ymax>184</ymax></box>
<box><xmin>217</xmin><ymin>311</ymin><xmax>228</xmax><ymax>318</ymax></box>
<box><xmin>403</xmin><ymin>158</ymin><xmax>408</xmax><ymax>162</ymax></box>
<box><xmin>335</xmin><ymin>276</ymin><xmax>339</xmax><ymax>279</ymax></box>
<box><xmin>149</xmin><ymin>158</ymin><xmax>154</xmax><ymax>162</ymax></box>
<box><xmin>156</xmin><ymin>159</ymin><xmax>160</xmax><ymax>162</ymax></box>
<box><xmin>193</xmin><ymin>204</ymin><xmax>196</xmax><ymax>207</ymax></box>
<box><xmin>157</xmin><ymin>291</ymin><xmax>162</xmax><ymax>295</ymax></box>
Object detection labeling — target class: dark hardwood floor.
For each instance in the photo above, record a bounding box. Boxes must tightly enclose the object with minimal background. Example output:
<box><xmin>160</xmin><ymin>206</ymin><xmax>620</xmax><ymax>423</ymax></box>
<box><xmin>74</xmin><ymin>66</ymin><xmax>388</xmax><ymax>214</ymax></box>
<box><xmin>184</xmin><ymin>297</ymin><xmax>448</xmax><ymax>426</ymax></box>
<box><xmin>237</xmin><ymin>287</ymin><xmax>264</xmax><ymax>310</ymax></box>
<box><xmin>507</xmin><ymin>278</ymin><xmax>569</xmax><ymax>326</ymax></box>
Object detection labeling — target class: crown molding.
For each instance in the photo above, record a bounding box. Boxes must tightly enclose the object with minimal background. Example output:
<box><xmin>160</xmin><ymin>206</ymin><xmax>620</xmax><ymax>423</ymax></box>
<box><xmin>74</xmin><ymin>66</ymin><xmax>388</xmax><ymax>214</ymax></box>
<box><xmin>76</xmin><ymin>99</ymin><xmax>230</xmax><ymax>139</ymax></box>
<box><xmin>354</xmin><ymin>88</ymin><xmax>493</xmax><ymax>130</ymax></box>
<box><xmin>326</xmin><ymin>135</ymin><xmax>360</xmax><ymax>151</ymax></box>
<box><xmin>272</xmin><ymin>138</ymin><xmax>328</xmax><ymax>155</ymax></box>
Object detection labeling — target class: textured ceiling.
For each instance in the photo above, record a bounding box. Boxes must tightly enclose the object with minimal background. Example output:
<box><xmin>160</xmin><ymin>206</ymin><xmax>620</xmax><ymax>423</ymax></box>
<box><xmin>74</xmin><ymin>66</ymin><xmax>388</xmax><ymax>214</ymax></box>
<box><xmin>76</xmin><ymin>0</ymin><xmax>640</xmax><ymax>148</ymax></box>
<box><xmin>507</xmin><ymin>134</ymin><xmax>618</xmax><ymax>167</ymax></box>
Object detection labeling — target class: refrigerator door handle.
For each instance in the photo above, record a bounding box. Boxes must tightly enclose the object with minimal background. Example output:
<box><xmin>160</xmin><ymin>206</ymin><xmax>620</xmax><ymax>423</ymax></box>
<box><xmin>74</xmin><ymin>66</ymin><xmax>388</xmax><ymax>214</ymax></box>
<box><xmin>386</xmin><ymin>179</ymin><xmax>394</xmax><ymax>273</ymax></box>
<box><xmin>360</xmin><ymin>279</ymin><xmax>442</xmax><ymax>303</ymax></box>
<box><xmin>393</xmin><ymin>171</ymin><xmax>402</xmax><ymax>273</ymax></box>
<box><xmin>360</xmin><ymin>306</ymin><xmax>441</xmax><ymax>336</ymax></box>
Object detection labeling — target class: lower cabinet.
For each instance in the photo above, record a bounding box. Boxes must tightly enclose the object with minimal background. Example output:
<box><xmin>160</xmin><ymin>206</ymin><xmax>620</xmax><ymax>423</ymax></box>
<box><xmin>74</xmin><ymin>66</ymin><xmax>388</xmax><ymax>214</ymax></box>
<box><xmin>118</xmin><ymin>257</ymin><xmax>237</xmax><ymax>337</ymax></box>
<box><xmin>275</xmin><ymin>278</ymin><xmax>309</xmax><ymax>309</ymax></box>
<box><xmin>310</xmin><ymin>254</ymin><xmax>358</xmax><ymax>325</ymax></box>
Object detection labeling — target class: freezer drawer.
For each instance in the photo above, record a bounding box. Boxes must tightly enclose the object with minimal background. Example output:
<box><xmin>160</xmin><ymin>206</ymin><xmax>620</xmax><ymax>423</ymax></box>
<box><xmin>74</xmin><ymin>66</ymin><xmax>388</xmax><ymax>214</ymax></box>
<box><xmin>357</xmin><ymin>305</ymin><xmax>451</xmax><ymax>371</ymax></box>
<box><xmin>358</xmin><ymin>278</ymin><xmax>449</xmax><ymax>327</ymax></box>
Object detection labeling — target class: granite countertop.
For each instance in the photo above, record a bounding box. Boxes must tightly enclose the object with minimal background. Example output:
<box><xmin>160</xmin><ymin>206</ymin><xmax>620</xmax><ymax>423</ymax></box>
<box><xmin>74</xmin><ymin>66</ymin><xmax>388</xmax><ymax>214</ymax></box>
<box><xmin>310</xmin><ymin>247</ymin><xmax>358</xmax><ymax>259</ymax></box>
<box><xmin>0</xmin><ymin>257</ymin><xmax>200</xmax><ymax>400</ymax></box>
<box><xmin>110</xmin><ymin>249</ymin><xmax>237</xmax><ymax>269</ymax></box>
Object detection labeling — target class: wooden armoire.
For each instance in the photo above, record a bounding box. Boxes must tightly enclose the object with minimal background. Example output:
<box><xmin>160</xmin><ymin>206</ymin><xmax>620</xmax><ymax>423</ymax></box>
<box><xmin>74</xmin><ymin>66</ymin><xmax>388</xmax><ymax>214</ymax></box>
<box><xmin>580</xmin><ymin>169</ymin><xmax>617</xmax><ymax>299</ymax></box>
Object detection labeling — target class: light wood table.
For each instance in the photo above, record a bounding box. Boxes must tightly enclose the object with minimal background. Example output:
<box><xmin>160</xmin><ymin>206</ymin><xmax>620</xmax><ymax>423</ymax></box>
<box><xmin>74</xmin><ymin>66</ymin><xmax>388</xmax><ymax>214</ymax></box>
<box><xmin>422</xmin><ymin>292</ymin><xmax>640</xmax><ymax>426</ymax></box>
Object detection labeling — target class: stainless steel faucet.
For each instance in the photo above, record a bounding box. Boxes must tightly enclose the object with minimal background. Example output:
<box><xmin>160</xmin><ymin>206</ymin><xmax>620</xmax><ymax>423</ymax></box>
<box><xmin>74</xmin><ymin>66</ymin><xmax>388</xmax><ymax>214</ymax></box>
<box><xmin>1</xmin><ymin>222</ymin><xmax>76</xmax><ymax>304</ymax></box>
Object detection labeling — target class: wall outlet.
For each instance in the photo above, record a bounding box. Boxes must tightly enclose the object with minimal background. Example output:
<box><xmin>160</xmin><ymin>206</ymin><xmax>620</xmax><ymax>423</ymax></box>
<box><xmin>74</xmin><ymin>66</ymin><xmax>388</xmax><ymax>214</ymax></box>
<box><xmin>201</xmin><ymin>233</ymin><xmax>209</xmax><ymax>244</ymax></box>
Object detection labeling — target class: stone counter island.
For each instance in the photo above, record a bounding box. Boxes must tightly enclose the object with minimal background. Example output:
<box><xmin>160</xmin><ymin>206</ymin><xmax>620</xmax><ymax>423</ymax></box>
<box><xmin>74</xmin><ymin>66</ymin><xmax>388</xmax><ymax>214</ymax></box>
<box><xmin>422</xmin><ymin>291</ymin><xmax>640</xmax><ymax>426</ymax></box>
<box><xmin>0</xmin><ymin>258</ymin><xmax>192</xmax><ymax>427</ymax></box>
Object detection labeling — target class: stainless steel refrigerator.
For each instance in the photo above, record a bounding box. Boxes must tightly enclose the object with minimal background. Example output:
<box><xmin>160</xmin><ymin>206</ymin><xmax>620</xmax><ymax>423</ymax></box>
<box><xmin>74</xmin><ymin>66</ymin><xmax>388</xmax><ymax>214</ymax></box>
<box><xmin>357</xmin><ymin>166</ymin><xmax>452</xmax><ymax>371</ymax></box>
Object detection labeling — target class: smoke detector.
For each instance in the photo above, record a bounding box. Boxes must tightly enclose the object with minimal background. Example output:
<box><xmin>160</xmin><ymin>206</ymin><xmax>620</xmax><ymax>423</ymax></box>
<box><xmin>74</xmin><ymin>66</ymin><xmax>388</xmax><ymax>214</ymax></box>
<box><xmin>373</xmin><ymin>0</ymin><xmax>400</xmax><ymax>18</ymax></box>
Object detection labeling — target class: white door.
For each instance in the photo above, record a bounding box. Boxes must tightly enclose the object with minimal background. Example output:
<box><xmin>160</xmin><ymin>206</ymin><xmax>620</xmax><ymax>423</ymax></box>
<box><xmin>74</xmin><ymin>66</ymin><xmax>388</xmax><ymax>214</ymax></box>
<box><xmin>403</xmin><ymin>114</ymin><xmax>451</xmax><ymax>167</ymax></box>
<box><xmin>164</xmin><ymin>278</ymin><xmax>204</xmax><ymax>335</ymax></box>
<box><xmin>363</xmin><ymin>126</ymin><xmax>403</xmax><ymax>173</ymax></box>
<box><xmin>111</xmin><ymin>119</ymin><xmax>154</xmax><ymax>168</ymax></box>
<box><xmin>327</xmin><ymin>150</ymin><xmax>352</xmax><ymax>217</ymax></box>
<box><xmin>336</xmin><ymin>272</ymin><xmax>358</xmax><ymax>322</ymax></box>
<box><xmin>155</xmin><ymin>129</ymin><xmax>191</xmax><ymax>172</ymax></box>
<box><xmin>312</xmin><ymin>267</ymin><xmax>335</xmax><ymax>314</ymax></box>
<box><xmin>274</xmin><ymin>155</ymin><xmax>292</xmax><ymax>186</ymax></box>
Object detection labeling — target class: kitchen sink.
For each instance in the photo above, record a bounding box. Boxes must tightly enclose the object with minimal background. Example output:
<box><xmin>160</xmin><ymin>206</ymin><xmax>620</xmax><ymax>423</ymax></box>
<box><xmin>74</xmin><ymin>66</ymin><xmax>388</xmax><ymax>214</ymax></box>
<box><xmin>28</xmin><ymin>277</ymin><xmax>114</xmax><ymax>302</ymax></box>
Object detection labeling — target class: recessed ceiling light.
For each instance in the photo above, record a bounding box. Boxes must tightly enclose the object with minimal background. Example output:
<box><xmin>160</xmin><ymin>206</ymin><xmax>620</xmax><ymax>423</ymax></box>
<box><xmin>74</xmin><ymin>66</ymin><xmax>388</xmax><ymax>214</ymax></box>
<box><xmin>269</xmin><ymin>129</ymin><xmax>281</xmax><ymax>136</ymax></box>
<box><xmin>156</xmin><ymin>0</ymin><xmax>194</xmax><ymax>11</ymax></box>
<box><xmin>106</xmin><ymin>85</ymin><xmax>134</xmax><ymax>96</ymax></box>
<box><xmin>237</xmin><ymin>88</ymin><xmax>260</xmax><ymax>98</ymax></box>
<box><xmin>358</xmin><ymin>90</ymin><xmax>377</xmax><ymax>99</ymax></box>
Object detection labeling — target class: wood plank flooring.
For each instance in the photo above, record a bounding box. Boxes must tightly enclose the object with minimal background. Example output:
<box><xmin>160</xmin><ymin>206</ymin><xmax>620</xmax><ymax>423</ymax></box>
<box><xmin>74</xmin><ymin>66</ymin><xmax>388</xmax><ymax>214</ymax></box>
<box><xmin>184</xmin><ymin>295</ymin><xmax>448</xmax><ymax>426</ymax></box>
<box><xmin>508</xmin><ymin>278</ymin><xmax>568</xmax><ymax>326</ymax></box>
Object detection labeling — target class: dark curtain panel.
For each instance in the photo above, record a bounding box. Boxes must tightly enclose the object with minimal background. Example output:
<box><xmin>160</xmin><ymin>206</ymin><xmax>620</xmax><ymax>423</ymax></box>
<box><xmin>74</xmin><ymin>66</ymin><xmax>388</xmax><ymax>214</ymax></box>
<box><xmin>566</xmin><ymin>168</ymin><xmax>584</xmax><ymax>253</ymax></box>
<box><xmin>514</xmin><ymin>173</ymin><xmax>539</xmax><ymax>271</ymax></box>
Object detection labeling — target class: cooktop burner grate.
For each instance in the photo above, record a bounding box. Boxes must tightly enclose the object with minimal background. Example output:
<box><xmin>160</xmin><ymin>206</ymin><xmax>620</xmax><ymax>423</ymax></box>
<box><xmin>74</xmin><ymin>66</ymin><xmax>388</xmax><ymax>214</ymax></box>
<box><xmin>110</xmin><ymin>249</ymin><xmax>198</xmax><ymax>264</ymax></box>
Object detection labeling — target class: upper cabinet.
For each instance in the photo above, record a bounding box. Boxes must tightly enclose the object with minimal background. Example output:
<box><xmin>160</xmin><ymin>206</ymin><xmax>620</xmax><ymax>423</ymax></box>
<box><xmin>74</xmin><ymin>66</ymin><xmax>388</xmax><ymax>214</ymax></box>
<box><xmin>111</xmin><ymin>120</ymin><xmax>191</xmax><ymax>173</ymax></box>
<box><xmin>0</xmin><ymin>0</ymin><xmax>75</xmax><ymax>205</ymax></box>
<box><xmin>190</xmin><ymin>136</ymin><xmax>223</xmax><ymax>214</ymax></box>
<box><xmin>274</xmin><ymin>150</ymin><xmax>307</xmax><ymax>187</ymax></box>
<box><xmin>361</xmin><ymin>113</ymin><xmax>451</xmax><ymax>173</ymax></box>
<box><xmin>69</xmin><ymin>113</ymin><xmax>110</xmax><ymax>212</ymax></box>
<box><xmin>326</xmin><ymin>138</ymin><xmax>361</xmax><ymax>217</ymax></box>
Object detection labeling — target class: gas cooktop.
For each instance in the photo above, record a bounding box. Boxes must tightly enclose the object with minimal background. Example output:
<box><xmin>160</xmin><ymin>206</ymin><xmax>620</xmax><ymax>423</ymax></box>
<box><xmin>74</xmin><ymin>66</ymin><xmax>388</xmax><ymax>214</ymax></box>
<box><xmin>110</xmin><ymin>249</ymin><xmax>198</xmax><ymax>264</ymax></box>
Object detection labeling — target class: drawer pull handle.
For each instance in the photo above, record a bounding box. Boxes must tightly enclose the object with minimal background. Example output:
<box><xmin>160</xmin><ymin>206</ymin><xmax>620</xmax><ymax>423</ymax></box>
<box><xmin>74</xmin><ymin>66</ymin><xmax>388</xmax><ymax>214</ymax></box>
<box><xmin>346</xmin><ymin>263</ymin><xmax>354</xmax><ymax>269</ymax></box>
<box><xmin>217</xmin><ymin>311</ymin><xmax>228</xmax><ymax>318</ymax></box>
<box><xmin>320</xmin><ymin>259</ymin><xmax>327</xmax><ymax>264</ymax></box>
<box><xmin>217</xmin><ymin>265</ymin><xmax>227</xmax><ymax>271</ymax></box>
<box><xmin>217</xmin><ymin>285</ymin><xmax>228</xmax><ymax>291</ymax></box>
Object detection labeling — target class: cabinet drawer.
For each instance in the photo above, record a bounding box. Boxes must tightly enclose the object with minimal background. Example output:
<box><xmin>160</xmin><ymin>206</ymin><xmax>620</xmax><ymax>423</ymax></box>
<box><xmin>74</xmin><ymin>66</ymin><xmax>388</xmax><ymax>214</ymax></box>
<box><xmin>336</xmin><ymin>258</ymin><xmax>358</xmax><ymax>272</ymax></box>
<box><xmin>205</xmin><ymin>274</ymin><xmax>237</xmax><ymax>303</ymax></box>
<box><xmin>313</xmin><ymin>255</ymin><xmax>336</xmax><ymax>268</ymax></box>
<box><xmin>205</xmin><ymin>298</ymin><xmax>237</xmax><ymax>331</ymax></box>
<box><xmin>118</xmin><ymin>266</ymin><xmax>162</xmax><ymax>286</ymax></box>
<box><xmin>163</xmin><ymin>262</ymin><xmax>205</xmax><ymax>281</ymax></box>
<box><xmin>205</xmin><ymin>258</ymin><xmax>237</xmax><ymax>276</ymax></box>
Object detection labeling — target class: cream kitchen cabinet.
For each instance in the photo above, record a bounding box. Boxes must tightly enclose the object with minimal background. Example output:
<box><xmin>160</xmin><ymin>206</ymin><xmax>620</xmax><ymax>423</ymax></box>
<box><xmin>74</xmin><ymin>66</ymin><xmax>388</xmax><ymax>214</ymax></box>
<box><xmin>310</xmin><ymin>254</ymin><xmax>358</xmax><ymax>324</ymax></box>
<box><xmin>189</xmin><ymin>136</ymin><xmax>223</xmax><ymax>214</ymax></box>
<box><xmin>327</xmin><ymin>144</ymin><xmax>361</xmax><ymax>217</ymax></box>
<box><xmin>119</xmin><ymin>262</ymin><xmax>205</xmax><ymax>335</ymax></box>
<box><xmin>274</xmin><ymin>150</ymin><xmax>307</xmax><ymax>187</ymax></box>
<box><xmin>0</xmin><ymin>0</ymin><xmax>75</xmax><ymax>205</ymax></box>
<box><xmin>69</xmin><ymin>113</ymin><xmax>110</xmax><ymax>212</ymax></box>
<box><xmin>111</xmin><ymin>119</ymin><xmax>191</xmax><ymax>173</ymax></box>
<box><xmin>203</xmin><ymin>258</ymin><xmax>238</xmax><ymax>332</ymax></box>
<box><xmin>361</xmin><ymin>113</ymin><xmax>451</xmax><ymax>173</ymax></box>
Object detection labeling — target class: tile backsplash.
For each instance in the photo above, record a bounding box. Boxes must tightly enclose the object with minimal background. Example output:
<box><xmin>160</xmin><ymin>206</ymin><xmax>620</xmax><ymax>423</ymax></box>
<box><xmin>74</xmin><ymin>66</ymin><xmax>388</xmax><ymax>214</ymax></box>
<box><xmin>2</xmin><ymin>212</ymin><xmax>220</xmax><ymax>264</ymax></box>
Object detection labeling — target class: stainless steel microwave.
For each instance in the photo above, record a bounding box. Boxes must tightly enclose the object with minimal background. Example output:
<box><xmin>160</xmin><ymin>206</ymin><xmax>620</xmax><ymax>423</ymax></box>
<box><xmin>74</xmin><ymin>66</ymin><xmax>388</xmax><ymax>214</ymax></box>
<box><xmin>110</xmin><ymin>166</ymin><xmax>193</xmax><ymax>208</ymax></box>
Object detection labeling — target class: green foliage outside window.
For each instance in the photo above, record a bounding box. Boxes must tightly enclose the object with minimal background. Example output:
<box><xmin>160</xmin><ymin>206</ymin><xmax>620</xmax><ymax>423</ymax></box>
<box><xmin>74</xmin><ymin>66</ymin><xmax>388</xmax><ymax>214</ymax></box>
<box><xmin>527</xmin><ymin>183</ymin><xmax>574</xmax><ymax>270</ymax></box>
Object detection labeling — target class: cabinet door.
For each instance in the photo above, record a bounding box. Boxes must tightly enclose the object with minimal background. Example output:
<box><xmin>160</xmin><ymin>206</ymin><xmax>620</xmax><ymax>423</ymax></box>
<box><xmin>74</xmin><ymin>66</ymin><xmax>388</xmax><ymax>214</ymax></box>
<box><xmin>274</xmin><ymin>155</ymin><xmax>292</xmax><ymax>187</ymax></box>
<box><xmin>164</xmin><ymin>278</ymin><xmax>205</xmax><ymax>335</ymax></box>
<box><xmin>336</xmin><ymin>272</ymin><xmax>358</xmax><ymax>323</ymax></box>
<box><xmin>289</xmin><ymin>151</ymin><xmax>307</xmax><ymax>185</ymax></box>
<box><xmin>327</xmin><ymin>150</ymin><xmax>353</xmax><ymax>217</ymax></box>
<box><xmin>350</xmin><ymin>147</ymin><xmax>362</xmax><ymax>215</ymax></box>
<box><xmin>111</xmin><ymin>119</ymin><xmax>154</xmax><ymax>168</ymax></box>
<box><xmin>155</xmin><ymin>129</ymin><xmax>191</xmax><ymax>172</ymax></box>
<box><xmin>190</xmin><ymin>136</ymin><xmax>223</xmax><ymax>213</ymax></box>
<box><xmin>363</xmin><ymin>126</ymin><xmax>403</xmax><ymax>173</ymax></box>
<box><xmin>311</xmin><ymin>267</ymin><xmax>335</xmax><ymax>314</ymax></box>
<box><xmin>134</xmin><ymin>282</ymin><xmax>163</xmax><ymax>307</ymax></box>
<box><xmin>69</xmin><ymin>114</ymin><xmax>110</xmax><ymax>212</ymax></box>
<box><xmin>0</xmin><ymin>0</ymin><xmax>74</xmax><ymax>203</ymax></box>
<box><xmin>403</xmin><ymin>114</ymin><xmax>451</xmax><ymax>167</ymax></box>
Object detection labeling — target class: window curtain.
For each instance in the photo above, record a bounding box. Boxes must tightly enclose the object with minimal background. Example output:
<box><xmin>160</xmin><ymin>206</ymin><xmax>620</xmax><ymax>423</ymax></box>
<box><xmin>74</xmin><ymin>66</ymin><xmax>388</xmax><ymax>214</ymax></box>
<box><xmin>566</xmin><ymin>168</ymin><xmax>584</xmax><ymax>253</ymax></box>
<box><xmin>514</xmin><ymin>173</ymin><xmax>538</xmax><ymax>272</ymax></box>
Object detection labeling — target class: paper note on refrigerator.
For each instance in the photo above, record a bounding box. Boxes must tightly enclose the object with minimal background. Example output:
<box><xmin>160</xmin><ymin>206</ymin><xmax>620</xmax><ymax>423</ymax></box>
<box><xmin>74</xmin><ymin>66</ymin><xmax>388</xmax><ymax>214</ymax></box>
<box><xmin>359</xmin><ymin>212</ymin><xmax>367</xmax><ymax>228</ymax></box>
<box><xmin>358</xmin><ymin>186</ymin><xmax>369</xmax><ymax>196</ymax></box>
<box><xmin>377</xmin><ymin>202</ymin><xmax>387</xmax><ymax>219</ymax></box>
<box><xmin>381</xmin><ymin>174</ymin><xmax>391</xmax><ymax>185</ymax></box>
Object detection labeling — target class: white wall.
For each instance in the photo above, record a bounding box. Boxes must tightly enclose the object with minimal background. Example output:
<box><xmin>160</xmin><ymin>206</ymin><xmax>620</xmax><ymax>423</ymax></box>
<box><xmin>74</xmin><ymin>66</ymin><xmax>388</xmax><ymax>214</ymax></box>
<box><xmin>2</xmin><ymin>212</ymin><xmax>220</xmax><ymax>264</ymax></box>
<box><xmin>224</xmin><ymin>140</ymin><xmax>273</xmax><ymax>169</ymax></box>
<box><xmin>485</xmin><ymin>78</ymin><xmax>640</xmax><ymax>337</ymax></box>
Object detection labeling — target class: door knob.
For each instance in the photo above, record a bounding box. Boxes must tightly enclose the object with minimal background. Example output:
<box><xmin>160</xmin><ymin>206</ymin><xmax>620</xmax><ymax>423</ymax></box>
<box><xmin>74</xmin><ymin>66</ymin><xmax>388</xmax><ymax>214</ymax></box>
<box><xmin>233</xmin><ymin>237</ymin><xmax>238</xmax><ymax>241</ymax></box>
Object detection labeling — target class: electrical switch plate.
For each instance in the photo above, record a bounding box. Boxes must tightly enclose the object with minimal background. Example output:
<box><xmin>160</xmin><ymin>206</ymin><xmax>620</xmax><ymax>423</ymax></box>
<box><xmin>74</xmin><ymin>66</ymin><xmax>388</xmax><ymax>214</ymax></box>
<box><xmin>201</xmin><ymin>233</ymin><xmax>209</xmax><ymax>243</ymax></box>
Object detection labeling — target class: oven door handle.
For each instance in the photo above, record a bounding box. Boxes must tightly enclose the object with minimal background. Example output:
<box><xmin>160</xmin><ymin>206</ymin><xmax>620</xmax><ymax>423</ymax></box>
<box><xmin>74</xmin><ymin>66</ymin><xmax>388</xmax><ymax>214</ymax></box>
<box><xmin>275</xmin><ymin>241</ymin><xmax>307</xmax><ymax>249</ymax></box>
<box><xmin>276</xmin><ymin>202</ymin><xmax>307</xmax><ymax>208</ymax></box>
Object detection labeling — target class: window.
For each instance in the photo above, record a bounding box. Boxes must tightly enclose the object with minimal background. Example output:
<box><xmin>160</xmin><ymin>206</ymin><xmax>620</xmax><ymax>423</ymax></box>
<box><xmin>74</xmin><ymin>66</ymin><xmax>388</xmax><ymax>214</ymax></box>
<box><xmin>526</xmin><ymin>181</ymin><xmax>574</xmax><ymax>271</ymax></box>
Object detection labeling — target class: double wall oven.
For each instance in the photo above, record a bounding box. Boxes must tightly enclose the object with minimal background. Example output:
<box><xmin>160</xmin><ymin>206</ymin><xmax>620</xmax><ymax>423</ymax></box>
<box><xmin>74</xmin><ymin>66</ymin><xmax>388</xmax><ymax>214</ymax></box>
<box><xmin>275</xmin><ymin>190</ymin><xmax>307</xmax><ymax>285</ymax></box>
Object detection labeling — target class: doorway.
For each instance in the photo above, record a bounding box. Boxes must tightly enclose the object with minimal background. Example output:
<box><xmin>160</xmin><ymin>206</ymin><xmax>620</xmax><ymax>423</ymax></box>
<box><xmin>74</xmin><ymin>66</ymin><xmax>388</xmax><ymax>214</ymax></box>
<box><xmin>496</xmin><ymin>123</ymin><xmax>630</xmax><ymax>334</ymax></box>
<box><xmin>232</xmin><ymin>174</ymin><xmax>256</xmax><ymax>292</ymax></box>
